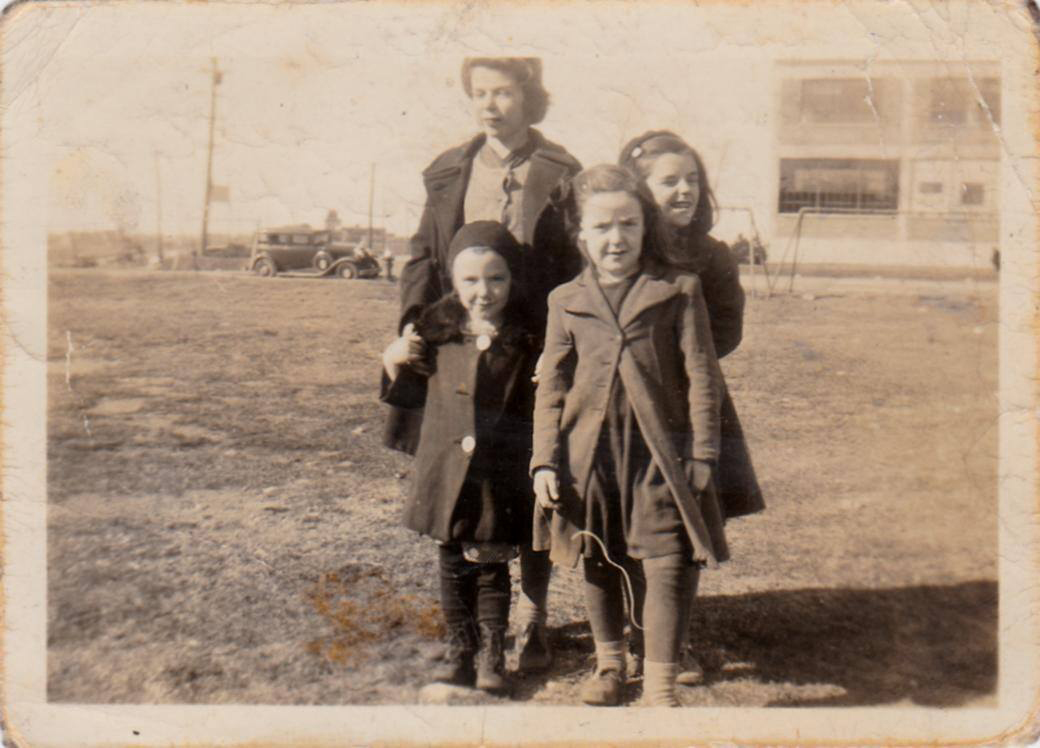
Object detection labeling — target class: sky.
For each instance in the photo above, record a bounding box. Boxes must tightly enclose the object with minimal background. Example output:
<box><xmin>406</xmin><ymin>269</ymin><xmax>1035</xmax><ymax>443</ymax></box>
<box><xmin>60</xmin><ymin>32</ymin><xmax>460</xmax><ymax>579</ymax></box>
<box><xmin>2</xmin><ymin>0</ymin><xmax>1025</xmax><ymax>241</ymax></box>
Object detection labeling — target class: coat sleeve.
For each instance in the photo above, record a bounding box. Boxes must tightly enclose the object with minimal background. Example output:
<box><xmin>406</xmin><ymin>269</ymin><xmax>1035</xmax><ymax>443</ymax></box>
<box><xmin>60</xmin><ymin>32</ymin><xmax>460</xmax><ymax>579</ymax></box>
<box><xmin>398</xmin><ymin>199</ymin><xmax>444</xmax><ymax>332</ymax></box>
<box><xmin>525</xmin><ymin>176</ymin><xmax>583</xmax><ymax>345</ymax></box>
<box><xmin>379</xmin><ymin>350</ymin><xmax>434</xmax><ymax>455</ymax></box>
<box><xmin>699</xmin><ymin>240</ymin><xmax>745</xmax><ymax>359</ymax></box>
<box><xmin>679</xmin><ymin>277</ymin><xmax>724</xmax><ymax>463</ymax></box>
<box><xmin>379</xmin><ymin>365</ymin><xmax>429</xmax><ymax>411</ymax></box>
<box><xmin>530</xmin><ymin>294</ymin><xmax>575</xmax><ymax>474</ymax></box>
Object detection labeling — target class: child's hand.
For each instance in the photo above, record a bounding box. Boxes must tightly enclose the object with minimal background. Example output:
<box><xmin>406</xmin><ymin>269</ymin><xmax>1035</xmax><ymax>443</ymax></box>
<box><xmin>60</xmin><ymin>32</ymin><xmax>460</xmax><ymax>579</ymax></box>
<box><xmin>533</xmin><ymin>468</ymin><xmax>561</xmax><ymax>510</ymax></box>
<box><xmin>382</xmin><ymin>323</ymin><xmax>425</xmax><ymax>379</ymax></box>
<box><xmin>689</xmin><ymin>459</ymin><xmax>714</xmax><ymax>494</ymax></box>
<box><xmin>531</xmin><ymin>353</ymin><xmax>545</xmax><ymax>384</ymax></box>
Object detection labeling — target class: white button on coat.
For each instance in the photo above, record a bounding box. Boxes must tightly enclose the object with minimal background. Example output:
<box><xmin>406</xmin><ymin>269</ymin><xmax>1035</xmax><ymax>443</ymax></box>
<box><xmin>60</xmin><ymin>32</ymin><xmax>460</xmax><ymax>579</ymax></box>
<box><xmin>461</xmin><ymin>435</ymin><xmax>476</xmax><ymax>454</ymax></box>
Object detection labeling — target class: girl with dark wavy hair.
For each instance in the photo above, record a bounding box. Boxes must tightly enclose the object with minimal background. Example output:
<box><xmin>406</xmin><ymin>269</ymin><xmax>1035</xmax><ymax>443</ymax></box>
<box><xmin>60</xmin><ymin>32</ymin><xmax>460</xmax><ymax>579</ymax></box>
<box><xmin>619</xmin><ymin>131</ymin><xmax>764</xmax><ymax>686</ymax></box>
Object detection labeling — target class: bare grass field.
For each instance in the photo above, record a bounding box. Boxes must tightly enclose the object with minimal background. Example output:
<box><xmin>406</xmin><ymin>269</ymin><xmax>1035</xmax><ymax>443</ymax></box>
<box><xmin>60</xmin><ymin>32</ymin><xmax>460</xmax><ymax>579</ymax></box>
<box><xmin>47</xmin><ymin>268</ymin><xmax>998</xmax><ymax>707</ymax></box>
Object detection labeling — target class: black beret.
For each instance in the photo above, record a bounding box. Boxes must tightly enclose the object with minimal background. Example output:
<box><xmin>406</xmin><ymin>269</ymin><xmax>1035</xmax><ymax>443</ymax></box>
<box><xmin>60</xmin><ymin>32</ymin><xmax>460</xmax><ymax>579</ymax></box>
<box><xmin>446</xmin><ymin>221</ymin><xmax>523</xmax><ymax>281</ymax></box>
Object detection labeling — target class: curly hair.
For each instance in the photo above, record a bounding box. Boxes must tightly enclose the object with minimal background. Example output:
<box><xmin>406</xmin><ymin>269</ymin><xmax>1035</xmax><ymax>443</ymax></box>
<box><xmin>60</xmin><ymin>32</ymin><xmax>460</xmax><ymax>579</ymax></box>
<box><xmin>566</xmin><ymin>163</ymin><xmax>669</xmax><ymax>268</ymax></box>
<box><xmin>461</xmin><ymin>57</ymin><xmax>551</xmax><ymax>126</ymax></box>
<box><xmin>618</xmin><ymin>130</ymin><xmax>716</xmax><ymax>238</ymax></box>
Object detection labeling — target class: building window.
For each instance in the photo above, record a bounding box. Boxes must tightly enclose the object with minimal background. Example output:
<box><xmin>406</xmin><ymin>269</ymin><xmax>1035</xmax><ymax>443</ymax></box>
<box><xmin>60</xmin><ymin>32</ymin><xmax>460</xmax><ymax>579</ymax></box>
<box><xmin>928</xmin><ymin>77</ymin><xmax>1000</xmax><ymax>128</ymax></box>
<box><xmin>929</xmin><ymin>78</ymin><xmax>969</xmax><ymax>125</ymax></box>
<box><xmin>960</xmin><ymin>183</ymin><xmax>985</xmax><ymax>206</ymax></box>
<box><xmin>778</xmin><ymin>158</ymin><xmax>900</xmax><ymax>213</ymax></box>
<box><xmin>799</xmin><ymin>79</ymin><xmax>875</xmax><ymax>123</ymax></box>
<box><xmin>919</xmin><ymin>182</ymin><xmax>944</xmax><ymax>194</ymax></box>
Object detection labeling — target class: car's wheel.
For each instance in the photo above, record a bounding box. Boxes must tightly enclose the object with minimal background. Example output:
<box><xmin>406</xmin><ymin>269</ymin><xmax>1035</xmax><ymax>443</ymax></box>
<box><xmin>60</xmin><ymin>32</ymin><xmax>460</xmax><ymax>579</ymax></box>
<box><xmin>314</xmin><ymin>251</ymin><xmax>333</xmax><ymax>272</ymax></box>
<box><xmin>253</xmin><ymin>257</ymin><xmax>277</xmax><ymax>277</ymax></box>
<box><xmin>337</xmin><ymin>263</ymin><xmax>357</xmax><ymax>279</ymax></box>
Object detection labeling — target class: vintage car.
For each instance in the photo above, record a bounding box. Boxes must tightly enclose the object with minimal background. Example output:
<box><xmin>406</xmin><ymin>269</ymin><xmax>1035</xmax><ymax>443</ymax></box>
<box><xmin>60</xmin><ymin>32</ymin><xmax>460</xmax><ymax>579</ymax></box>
<box><xmin>248</xmin><ymin>225</ymin><xmax>381</xmax><ymax>279</ymax></box>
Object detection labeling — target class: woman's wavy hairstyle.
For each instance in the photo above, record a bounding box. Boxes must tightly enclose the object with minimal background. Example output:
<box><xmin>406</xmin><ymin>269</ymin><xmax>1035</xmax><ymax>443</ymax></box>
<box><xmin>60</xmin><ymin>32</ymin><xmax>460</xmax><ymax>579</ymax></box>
<box><xmin>565</xmin><ymin>163</ymin><xmax>669</xmax><ymax>269</ymax></box>
<box><xmin>461</xmin><ymin>57</ymin><xmax>551</xmax><ymax>126</ymax></box>
<box><xmin>618</xmin><ymin>130</ymin><xmax>717</xmax><ymax>238</ymax></box>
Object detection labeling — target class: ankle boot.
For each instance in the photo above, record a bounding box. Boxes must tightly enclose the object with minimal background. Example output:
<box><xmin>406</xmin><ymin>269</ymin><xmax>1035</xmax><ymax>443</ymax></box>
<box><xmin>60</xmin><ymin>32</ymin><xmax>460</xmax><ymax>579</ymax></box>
<box><xmin>431</xmin><ymin>624</ymin><xmax>476</xmax><ymax>686</ymax></box>
<box><xmin>516</xmin><ymin>621</ymin><xmax>552</xmax><ymax>672</ymax></box>
<box><xmin>675</xmin><ymin>647</ymin><xmax>704</xmax><ymax>686</ymax></box>
<box><xmin>475</xmin><ymin>624</ymin><xmax>508</xmax><ymax>694</ymax></box>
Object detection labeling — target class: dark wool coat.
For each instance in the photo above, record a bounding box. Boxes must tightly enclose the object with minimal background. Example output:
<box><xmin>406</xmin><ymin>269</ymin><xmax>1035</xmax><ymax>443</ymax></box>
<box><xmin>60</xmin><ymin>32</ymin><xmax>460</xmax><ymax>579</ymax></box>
<box><xmin>665</xmin><ymin>232</ymin><xmax>765</xmax><ymax>520</ymax></box>
<box><xmin>381</xmin><ymin>299</ymin><xmax>539</xmax><ymax>544</ymax></box>
<box><xmin>530</xmin><ymin>263</ymin><xmax>730</xmax><ymax>568</ymax></box>
<box><xmin>385</xmin><ymin>129</ymin><xmax>582</xmax><ymax>455</ymax></box>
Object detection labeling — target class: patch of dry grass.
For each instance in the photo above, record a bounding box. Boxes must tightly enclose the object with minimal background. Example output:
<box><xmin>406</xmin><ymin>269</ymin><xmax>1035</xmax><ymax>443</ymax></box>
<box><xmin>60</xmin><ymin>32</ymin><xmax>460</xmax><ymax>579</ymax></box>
<box><xmin>47</xmin><ymin>268</ymin><xmax>997</xmax><ymax>706</ymax></box>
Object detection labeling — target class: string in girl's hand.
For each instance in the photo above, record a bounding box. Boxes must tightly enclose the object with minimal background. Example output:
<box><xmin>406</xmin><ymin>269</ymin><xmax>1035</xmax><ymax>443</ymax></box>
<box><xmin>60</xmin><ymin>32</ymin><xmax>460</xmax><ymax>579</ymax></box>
<box><xmin>570</xmin><ymin>529</ymin><xmax>644</xmax><ymax>632</ymax></box>
<box><xmin>535</xmin><ymin>503</ymin><xmax>643</xmax><ymax>630</ymax></box>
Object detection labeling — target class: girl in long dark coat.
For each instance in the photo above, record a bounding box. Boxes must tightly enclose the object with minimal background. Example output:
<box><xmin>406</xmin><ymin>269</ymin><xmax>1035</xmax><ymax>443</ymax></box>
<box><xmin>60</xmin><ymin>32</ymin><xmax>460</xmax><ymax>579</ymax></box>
<box><xmin>618</xmin><ymin>130</ymin><xmax>765</xmax><ymax>685</ymax></box>
<box><xmin>382</xmin><ymin>222</ymin><xmax>540</xmax><ymax>694</ymax></box>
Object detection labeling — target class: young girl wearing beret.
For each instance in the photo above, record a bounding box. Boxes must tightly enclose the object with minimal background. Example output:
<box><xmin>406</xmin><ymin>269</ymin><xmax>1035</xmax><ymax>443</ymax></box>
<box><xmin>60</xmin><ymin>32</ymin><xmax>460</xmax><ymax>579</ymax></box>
<box><xmin>383</xmin><ymin>221</ymin><xmax>540</xmax><ymax>694</ymax></box>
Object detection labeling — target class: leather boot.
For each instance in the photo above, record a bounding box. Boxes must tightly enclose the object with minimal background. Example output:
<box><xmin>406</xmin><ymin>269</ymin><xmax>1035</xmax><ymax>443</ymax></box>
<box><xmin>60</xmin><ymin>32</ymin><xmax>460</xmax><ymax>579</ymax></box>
<box><xmin>516</xmin><ymin>621</ymin><xmax>552</xmax><ymax>673</ymax></box>
<box><xmin>676</xmin><ymin>647</ymin><xmax>704</xmax><ymax>686</ymax></box>
<box><xmin>431</xmin><ymin>624</ymin><xmax>476</xmax><ymax>687</ymax></box>
<box><xmin>475</xmin><ymin>624</ymin><xmax>508</xmax><ymax>694</ymax></box>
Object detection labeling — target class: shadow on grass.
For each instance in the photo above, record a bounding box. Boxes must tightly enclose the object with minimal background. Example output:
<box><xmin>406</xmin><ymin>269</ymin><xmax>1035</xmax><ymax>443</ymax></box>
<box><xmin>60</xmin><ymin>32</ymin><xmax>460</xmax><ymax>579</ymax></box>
<box><xmin>513</xmin><ymin>581</ymin><xmax>997</xmax><ymax>707</ymax></box>
<box><xmin>509</xmin><ymin>621</ymin><xmax>596</xmax><ymax>701</ymax></box>
<box><xmin>684</xmin><ymin>580</ymin><xmax>997</xmax><ymax>707</ymax></box>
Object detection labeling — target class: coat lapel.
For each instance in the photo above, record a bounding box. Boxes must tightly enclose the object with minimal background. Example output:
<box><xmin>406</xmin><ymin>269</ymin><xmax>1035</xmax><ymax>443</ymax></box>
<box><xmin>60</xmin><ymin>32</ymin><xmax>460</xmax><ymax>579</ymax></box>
<box><xmin>561</xmin><ymin>268</ymin><xmax>619</xmax><ymax>328</ymax></box>
<box><xmin>617</xmin><ymin>266</ymin><xmax>680</xmax><ymax>329</ymax></box>
<box><xmin>563</xmin><ymin>266</ymin><xmax>679</xmax><ymax>330</ymax></box>
<box><xmin>423</xmin><ymin>135</ymin><xmax>484</xmax><ymax>254</ymax></box>
<box><xmin>520</xmin><ymin>147</ymin><xmax>571</xmax><ymax>245</ymax></box>
<box><xmin>423</xmin><ymin>130</ymin><xmax>575</xmax><ymax>250</ymax></box>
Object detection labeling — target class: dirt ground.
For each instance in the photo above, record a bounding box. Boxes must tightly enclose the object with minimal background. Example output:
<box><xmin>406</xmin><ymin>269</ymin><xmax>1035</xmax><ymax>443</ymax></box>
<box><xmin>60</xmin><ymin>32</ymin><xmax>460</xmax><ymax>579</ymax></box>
<box><xmin>46</xmin><ymin>268</ymin><xmax>998</xmax><ymax>707</ymax></box>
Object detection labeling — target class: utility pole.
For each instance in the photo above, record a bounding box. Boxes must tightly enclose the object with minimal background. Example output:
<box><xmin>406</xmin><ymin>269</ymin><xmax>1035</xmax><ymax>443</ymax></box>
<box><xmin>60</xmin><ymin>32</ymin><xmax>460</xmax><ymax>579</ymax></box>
<box><xmin>154</xmin><ymin>153</ymin><xmax>164</xmax><ymax>267</ymax></box>
<box><xmin>381</xmin><ymin>185</ymin><xmax>388</xmax><ymax>253</ymax></box>
<box><xmin>199</xmin><ymin>58</ymin><xmax>222</xmax><ymax>268</ymax></box>
<box><xmin>367</xmin><ymin>162</ymin><xmax>375</xmax><ymax>250</ymax></box>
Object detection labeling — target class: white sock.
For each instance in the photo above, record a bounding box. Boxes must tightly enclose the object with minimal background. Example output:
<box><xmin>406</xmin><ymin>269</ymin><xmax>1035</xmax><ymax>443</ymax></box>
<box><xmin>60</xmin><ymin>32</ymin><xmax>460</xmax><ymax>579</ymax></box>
<box><xmin>643</xmin><ymin>660</ymin><xmax>679</xmax><ymax>706</ymax></box>
<box><xmin>594</xmin><ymin>639</ymin><xmax>626</xmax><ymax>674</ymax></box>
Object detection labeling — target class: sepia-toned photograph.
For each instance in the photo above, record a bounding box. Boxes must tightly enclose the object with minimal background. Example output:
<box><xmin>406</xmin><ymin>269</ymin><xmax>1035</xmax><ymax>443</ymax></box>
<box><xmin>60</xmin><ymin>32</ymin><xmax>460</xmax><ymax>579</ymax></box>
<box><xmin>3</xmin><ymin>1</ymin><xmax>1038</xmax><ymax>745</ymax></box>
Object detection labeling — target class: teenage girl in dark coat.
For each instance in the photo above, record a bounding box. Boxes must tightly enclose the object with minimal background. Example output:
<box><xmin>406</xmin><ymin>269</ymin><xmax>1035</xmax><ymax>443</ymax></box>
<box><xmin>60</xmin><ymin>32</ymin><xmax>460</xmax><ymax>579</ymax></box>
<box><xmin>387</xmin><ymin>58</ymin><xmax>582</xmax><ymax>674</ymax></box>
<box><xmin>618</xmin><ymin>130</ymin><xmax>764</xmax><ymax>685</ymax></box>
<box><xmin>619</xmin><ymin>130</ymin><xmax>763</xmax><ymax>519</ymax></box>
